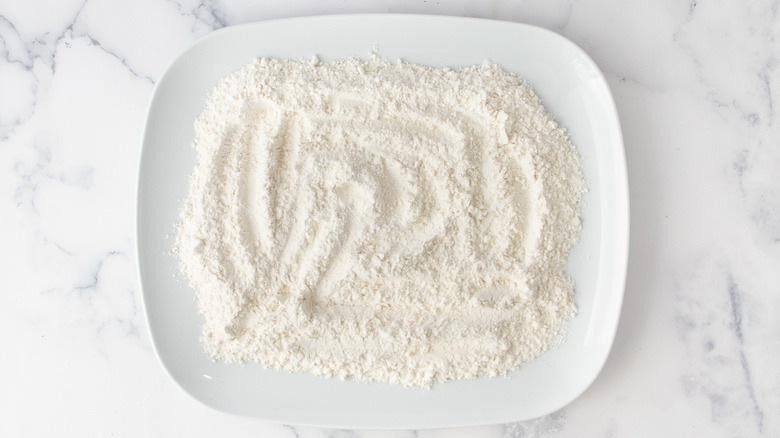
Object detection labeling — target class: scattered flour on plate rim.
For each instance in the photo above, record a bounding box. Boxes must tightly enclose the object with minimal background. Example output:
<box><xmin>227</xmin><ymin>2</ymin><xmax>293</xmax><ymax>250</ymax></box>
<box><xmin>175</xmin><ymin>55</ymin><xmax>586</xmax><ymax>387</ymax></box>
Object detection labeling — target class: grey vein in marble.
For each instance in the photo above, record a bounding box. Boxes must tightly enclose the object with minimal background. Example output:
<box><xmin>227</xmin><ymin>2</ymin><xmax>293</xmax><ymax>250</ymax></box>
<box><xmin>728</xmin><ymin>279</ymin><xmax>765</xmax><ymax>432</ymax></box>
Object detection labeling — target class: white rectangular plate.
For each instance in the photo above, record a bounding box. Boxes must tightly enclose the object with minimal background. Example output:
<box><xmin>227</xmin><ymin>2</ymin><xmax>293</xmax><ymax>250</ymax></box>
<box><xmin>137</xmin><ymin>14</ymin><xmax>628</xmax><ymax>429</ymax></box>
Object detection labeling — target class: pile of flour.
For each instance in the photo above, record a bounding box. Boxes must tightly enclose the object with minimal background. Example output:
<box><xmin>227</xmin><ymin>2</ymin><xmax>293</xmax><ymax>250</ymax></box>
<box><xmin>175</xmin><ymin>56</ymin><xmax>585</xmax><ymax>387</ymax></box>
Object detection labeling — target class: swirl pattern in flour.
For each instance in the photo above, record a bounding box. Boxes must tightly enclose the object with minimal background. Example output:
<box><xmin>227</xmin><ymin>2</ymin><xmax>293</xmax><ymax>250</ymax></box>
<box><xmin>175</xmin><ymin>56</ymin><xmax>585</xmax><ymax>387</ymax></box>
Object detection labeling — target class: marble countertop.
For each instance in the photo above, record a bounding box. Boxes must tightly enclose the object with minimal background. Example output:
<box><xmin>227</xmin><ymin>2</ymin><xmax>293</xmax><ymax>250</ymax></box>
<box><xmin>2</xmin><ymin>1</ymin><xmax>778</xmax><ymax>436</ymax></box>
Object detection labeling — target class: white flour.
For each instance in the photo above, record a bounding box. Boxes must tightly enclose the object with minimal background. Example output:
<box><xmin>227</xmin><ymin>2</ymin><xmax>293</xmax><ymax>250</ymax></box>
<box><xmin>175</xmin><ymin>56</ymin><xmax>585</xmax><ymax>387</ymax></box>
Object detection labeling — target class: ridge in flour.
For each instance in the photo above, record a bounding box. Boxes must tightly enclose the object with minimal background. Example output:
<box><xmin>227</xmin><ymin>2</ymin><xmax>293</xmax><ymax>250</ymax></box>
<box><xmin>175</xmin><ymin>55</ymin><xmax>586</xmax><ymax>387</ymax></box>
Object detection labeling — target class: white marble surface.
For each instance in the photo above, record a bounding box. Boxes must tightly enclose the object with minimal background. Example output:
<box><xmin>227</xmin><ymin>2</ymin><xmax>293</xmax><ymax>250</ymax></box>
<box><xmin>1</xmin><ymin>0</ymin><xmax>778</xmax><ymax>436</ymax></box>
